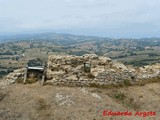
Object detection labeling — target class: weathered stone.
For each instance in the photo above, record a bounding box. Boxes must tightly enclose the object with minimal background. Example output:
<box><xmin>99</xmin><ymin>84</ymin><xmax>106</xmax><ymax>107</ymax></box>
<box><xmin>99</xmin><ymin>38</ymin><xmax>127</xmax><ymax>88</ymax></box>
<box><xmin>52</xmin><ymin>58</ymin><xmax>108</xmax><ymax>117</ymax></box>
<box><xmin>98</xmin><ymin>56</ymin><xmax>111</xmax><ymax>64</ymax></box>
<box><xmin>2</xmin><ymin>54</ymin><xmax>160</xmax><ymax>87</ymax></box>
<box><xmin>113</xmin><ymin>63</ymin><xmax>128</xmax><ymax>71</ymax></box>
<box><xmin>66</xmin><ymin>75</ymin><xmax>78</xmax><ymax>81</ymax></box>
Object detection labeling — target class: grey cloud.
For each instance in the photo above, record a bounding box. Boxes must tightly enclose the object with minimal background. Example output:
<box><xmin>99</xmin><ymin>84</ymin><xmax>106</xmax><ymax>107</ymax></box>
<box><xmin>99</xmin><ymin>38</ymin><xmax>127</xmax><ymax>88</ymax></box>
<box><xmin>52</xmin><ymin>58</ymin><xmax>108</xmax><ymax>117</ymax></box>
<box><xmin>0</xmin><ymin>0</ymin><xmax>160</xmax><ymax>38</ymax></box>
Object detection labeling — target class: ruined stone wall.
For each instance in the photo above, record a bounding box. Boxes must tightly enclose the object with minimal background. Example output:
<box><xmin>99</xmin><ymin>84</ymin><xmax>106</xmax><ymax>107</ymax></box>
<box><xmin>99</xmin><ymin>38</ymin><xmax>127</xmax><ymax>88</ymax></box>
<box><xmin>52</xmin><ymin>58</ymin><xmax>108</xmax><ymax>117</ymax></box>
<box><xmin>1</xmin><ymin>69</ymin><xmax>25</xmax><ymax>86</ymax></box>
<box><xmin>138</xmin><ymin>63</ymin><xmax>160</xmax><ymax>80</ymax></box>
<box><xmin>46</xmin><ymin>54</ymin><xmax>137</xmax><ymax>86</ymax></box>
<box><xmin>2</xmin><ymin>54</ymin><xmax>159</xmax><ymax>87</ymax></box>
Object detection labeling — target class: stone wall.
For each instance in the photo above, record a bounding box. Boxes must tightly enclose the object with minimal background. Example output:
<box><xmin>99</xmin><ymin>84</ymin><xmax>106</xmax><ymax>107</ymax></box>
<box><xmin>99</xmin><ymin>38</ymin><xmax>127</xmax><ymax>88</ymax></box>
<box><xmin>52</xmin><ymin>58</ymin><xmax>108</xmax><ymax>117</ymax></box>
<box><xmin>138</xmin><ymin>63</ymin><xmax>160</xmax><ymax>80</ymax></box>
<box><xmin>2</xmin><ymin>54</ymin><xmax>160</xmax><ymax>87</ymax></box>
<box><xmin>1</xmin><ymin>68</ymin><xmax>25</xmax><ymax>87</ymax></box>
<box><xmin>46</xmin><ymin>54</ymin><xmax>137</xmax><ymax>86</ymax></box>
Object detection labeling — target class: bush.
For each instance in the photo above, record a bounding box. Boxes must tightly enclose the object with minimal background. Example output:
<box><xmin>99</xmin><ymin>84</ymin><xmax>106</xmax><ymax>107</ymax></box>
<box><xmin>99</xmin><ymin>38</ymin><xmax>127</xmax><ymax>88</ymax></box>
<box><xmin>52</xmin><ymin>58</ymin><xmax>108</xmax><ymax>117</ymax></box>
<box><xmin>114</xmin><ymin>92</ymin><xmax>126</xmax><ymax>101</ymax></box>
<box><xmin>0</xmin><ymin>71</ymin><xmax>7</xmax><ymax>78</ymax></box>
<box><xmin>123</xmin><ymin>79</ymin><xmax>132</xmax><ymax>86</ymax></box>
<box><xmin>27</xmin><ymin>58</ymin><xmax>43</xmax><ymax>66</ymax></box>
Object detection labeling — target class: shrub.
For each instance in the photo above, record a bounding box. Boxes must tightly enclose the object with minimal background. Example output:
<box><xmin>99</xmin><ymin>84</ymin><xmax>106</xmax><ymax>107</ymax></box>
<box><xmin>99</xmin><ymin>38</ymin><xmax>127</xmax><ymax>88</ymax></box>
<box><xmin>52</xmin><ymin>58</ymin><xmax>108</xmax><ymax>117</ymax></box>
<box><xmin>123</xmin><ymin>79</ymin><xmax>132</xmax><ymax>86</ymax></box>
<box><xmin>114</xmin><ymin>92</ymin><xmax>126</xmax><ymax>101</ymax></box>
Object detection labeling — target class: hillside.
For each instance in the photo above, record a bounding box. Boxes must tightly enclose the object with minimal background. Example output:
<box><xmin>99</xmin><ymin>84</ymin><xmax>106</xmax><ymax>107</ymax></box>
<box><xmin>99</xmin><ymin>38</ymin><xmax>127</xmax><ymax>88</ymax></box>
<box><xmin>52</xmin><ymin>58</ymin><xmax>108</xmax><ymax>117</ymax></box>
<box><xmin>0</xmin><ymin>82</ymin><xmax>159</xmax><ymax>120</ymax></box>
<box><xmin>0</xmin><ymin>33</ymin><xmax>160</xmax><ymax>79</ymax></box>
<box><xmin>0</xmin><ymin>33</ymin><xmax>160</xmax><ymax>120</ymax></box>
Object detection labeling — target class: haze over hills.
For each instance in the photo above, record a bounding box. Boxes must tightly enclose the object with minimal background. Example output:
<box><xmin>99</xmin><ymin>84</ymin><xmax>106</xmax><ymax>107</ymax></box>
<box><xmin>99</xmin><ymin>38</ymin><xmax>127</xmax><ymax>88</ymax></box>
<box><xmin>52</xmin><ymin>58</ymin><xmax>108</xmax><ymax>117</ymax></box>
<box><xmin>0</xmin><ymin>33</ymin><xmax>104</xmax><ymax>44</ymax></box>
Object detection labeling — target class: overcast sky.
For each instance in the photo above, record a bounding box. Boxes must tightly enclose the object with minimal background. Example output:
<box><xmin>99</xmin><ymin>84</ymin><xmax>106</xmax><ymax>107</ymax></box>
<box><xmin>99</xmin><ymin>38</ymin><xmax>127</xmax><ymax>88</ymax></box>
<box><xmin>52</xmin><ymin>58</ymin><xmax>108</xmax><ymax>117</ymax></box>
<box><xmin>0</xmin><ymin>0</ymin><xmax>160</xmax><ymax>38</ymax></box>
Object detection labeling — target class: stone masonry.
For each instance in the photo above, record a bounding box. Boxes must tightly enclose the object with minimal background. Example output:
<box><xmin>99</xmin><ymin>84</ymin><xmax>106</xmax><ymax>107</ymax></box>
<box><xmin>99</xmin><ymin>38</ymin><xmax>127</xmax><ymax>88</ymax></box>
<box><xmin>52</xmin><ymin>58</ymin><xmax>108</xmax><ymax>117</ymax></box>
<box><xmin>2</xmin><ymin>54</ymin><xmax>160</xmax><ymax>87</ymax></box>
<box><xmin>46</xmin><ymin>54</ymin><xmax>137</xmax><ymax>86</ymax></box>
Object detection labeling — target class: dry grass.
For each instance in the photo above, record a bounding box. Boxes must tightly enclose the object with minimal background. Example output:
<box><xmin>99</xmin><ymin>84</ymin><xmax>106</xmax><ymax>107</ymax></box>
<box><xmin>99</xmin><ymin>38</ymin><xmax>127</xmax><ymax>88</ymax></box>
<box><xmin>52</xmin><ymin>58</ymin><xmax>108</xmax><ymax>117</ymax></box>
<box><xmin>90</xmin><ymin>77</ymin><xmax>160</xmax><ymax>89</ymax></box>
<box><xmin>35</xmin><ymin>96</ymin><xmax>49</xmax><ymax>111</ymax></box>
<box><xmin>0</xmin><ymin>92</ymin><xmax>6</xmax><ymax>101</ymax></box>
<box><xmin>0</xmin><ymin>80</ymin><xmax>159</xmax><ymax>120</ymax></box>
<box><xmin>135</xmin><ymin>77</ymin><xmax>160</xmax><ymax>86</ymax></box>
<box><xmin>106</xmin><ymin>89</ymin><xmax>140</xmax><ymax>111</ymax></box>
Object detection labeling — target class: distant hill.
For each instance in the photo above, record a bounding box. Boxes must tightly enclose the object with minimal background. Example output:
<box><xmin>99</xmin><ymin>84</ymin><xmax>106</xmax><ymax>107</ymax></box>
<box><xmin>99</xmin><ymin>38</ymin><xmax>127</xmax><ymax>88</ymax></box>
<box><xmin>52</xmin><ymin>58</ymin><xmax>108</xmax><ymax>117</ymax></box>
<box><xmin>0</xmin><ymin>32</ymin><xmax>160</xmax><ymax>79</ymax></box>
<box><xmin>0</xmin><ymin>33</ymin><xmax>105</xmax><ymax>45</ymax></box>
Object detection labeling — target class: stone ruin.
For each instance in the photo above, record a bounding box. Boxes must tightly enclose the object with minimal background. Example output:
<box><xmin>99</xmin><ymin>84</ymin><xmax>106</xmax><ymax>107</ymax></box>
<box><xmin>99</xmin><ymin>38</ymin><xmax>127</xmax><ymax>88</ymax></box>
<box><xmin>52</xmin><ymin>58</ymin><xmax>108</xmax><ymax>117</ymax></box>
<box><xmin>1</xmin><ymin>54</ymin><xmax>160</xmax><ymax>87</ymax></box>
<box><xmin>46</xmin><ymin>54</ymin><xmax>137</xmax><ymax>86</ymax></box>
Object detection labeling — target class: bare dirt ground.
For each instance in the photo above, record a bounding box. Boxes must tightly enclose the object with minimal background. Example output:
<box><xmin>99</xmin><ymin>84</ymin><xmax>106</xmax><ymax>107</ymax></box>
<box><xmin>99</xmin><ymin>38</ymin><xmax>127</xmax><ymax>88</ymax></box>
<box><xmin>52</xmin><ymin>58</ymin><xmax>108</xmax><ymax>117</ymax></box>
<box><xmin>0</xmin><ymin>82</ymin><xmax>160</xmax><ymax>120</ymax></box>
